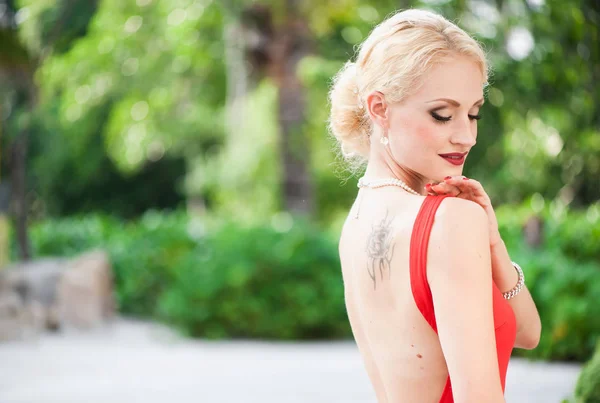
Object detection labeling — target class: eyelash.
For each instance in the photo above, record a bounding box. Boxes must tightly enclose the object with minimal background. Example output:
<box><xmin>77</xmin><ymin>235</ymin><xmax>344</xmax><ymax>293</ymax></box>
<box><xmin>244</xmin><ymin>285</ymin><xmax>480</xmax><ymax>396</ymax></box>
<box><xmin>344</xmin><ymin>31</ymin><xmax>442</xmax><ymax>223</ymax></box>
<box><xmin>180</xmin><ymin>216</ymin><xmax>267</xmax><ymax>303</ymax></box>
<box><xmin>431</xmin><ymin>111</ymin><xmax>482</xmax><ymax>124</ymax></box>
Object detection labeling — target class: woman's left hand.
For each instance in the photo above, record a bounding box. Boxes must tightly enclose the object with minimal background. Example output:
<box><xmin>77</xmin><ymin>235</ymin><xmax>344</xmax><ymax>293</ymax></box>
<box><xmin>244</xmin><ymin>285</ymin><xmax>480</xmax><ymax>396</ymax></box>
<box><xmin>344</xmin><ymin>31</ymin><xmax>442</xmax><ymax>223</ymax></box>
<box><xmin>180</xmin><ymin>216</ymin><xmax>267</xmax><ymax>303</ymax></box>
<box><xmin>425</xmin><ymin>176</ymin><xmax>502</xmax><ymax>247</ymax></box>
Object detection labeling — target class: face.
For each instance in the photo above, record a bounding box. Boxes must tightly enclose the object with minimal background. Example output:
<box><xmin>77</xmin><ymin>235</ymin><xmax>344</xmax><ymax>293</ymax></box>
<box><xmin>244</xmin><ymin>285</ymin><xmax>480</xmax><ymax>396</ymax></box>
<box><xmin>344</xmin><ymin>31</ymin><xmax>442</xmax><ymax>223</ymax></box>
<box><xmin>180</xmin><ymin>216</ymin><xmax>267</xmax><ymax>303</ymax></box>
<box><xmin>373</xmin><ymin>55</ymin><xmax>485</xmax><ymax>183</ymax></box>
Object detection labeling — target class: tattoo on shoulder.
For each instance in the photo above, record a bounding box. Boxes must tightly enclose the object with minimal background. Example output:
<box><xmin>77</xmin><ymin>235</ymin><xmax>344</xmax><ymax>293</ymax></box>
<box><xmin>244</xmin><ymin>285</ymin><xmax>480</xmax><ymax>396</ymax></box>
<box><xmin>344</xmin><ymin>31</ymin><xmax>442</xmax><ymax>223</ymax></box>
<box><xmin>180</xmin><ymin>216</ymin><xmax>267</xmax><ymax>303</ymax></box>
<box><xmin>365</xmin><ymin>210</ymin><xmax>395</xmax><ymax>290</ymax></box>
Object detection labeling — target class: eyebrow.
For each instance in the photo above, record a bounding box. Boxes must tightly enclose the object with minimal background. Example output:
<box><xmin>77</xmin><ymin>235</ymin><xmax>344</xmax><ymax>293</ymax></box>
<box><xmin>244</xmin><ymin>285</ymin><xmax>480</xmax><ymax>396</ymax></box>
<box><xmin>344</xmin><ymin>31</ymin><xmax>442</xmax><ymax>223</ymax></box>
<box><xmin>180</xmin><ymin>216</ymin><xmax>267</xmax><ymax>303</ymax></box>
<box><xmin>426</xmin><ymin>98</ymin><xmax>485</xmax><ymax>107</ymax></box>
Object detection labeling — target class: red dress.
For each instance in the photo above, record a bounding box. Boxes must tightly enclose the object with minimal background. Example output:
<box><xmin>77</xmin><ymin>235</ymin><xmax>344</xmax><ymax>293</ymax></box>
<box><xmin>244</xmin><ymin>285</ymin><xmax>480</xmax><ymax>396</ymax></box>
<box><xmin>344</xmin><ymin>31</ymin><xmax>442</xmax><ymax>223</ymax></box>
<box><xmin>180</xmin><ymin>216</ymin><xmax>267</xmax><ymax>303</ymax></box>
<box><xmin>409</xmin><ymin>195</ymin><xmax>516</xmax><ymax>402</ymax></box>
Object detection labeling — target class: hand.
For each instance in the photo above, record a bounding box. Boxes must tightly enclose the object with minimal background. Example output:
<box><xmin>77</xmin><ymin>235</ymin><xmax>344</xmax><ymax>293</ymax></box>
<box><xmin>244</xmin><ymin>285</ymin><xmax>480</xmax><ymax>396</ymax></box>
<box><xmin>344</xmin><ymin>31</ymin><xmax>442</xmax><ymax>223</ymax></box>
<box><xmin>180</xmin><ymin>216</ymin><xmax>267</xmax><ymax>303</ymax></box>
<box><xmin>425</xmin><ymin>176</ymin><xmax>502</xmax><ymax>247</ymax></box>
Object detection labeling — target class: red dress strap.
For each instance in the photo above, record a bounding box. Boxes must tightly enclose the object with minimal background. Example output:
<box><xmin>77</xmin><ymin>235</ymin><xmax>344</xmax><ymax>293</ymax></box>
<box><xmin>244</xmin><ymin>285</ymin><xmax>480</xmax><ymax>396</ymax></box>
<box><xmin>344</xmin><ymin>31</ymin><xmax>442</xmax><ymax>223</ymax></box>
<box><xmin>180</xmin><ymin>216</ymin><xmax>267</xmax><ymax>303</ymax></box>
<box><xmin>409</xmin><ymin>194</ymin><xmax>451</xmax><ymax>333</ymax></box>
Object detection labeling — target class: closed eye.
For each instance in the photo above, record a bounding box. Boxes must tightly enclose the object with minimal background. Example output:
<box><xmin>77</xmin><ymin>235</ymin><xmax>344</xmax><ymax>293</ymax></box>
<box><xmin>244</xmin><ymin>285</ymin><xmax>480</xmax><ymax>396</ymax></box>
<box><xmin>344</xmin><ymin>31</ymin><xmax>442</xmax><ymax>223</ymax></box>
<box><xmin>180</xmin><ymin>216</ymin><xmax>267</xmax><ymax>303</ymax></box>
<box><xmin>431</xmin><ymin>111</ymin><xmax>451</xmax><ymax>123</ymax></box>
<box><xmin>431</xmin><ymin>111</ymin><xmax>482</xmax><ymax>124</ymax></box>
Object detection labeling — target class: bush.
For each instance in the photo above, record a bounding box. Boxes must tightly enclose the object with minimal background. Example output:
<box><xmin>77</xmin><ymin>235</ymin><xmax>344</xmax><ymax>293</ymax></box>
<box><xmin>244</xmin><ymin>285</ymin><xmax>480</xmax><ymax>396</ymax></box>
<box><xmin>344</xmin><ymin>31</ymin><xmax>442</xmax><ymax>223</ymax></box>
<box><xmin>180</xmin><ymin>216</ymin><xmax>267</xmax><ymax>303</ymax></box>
<box><xmin>24</xmin><ymin>210</ymin><xmax>350</xmax><ymax>339</ymax></box>
<box><xmin>575</xmin><ymin>342</ymin><xmax>600</xmax><ymax>402</ymax></box>
<box><xmin>21</xmin><ymin>211</ymin><xmax>197</xmax><ymax>318</ymax></box>
<box><xmin>156</xmin><ymin>219</ymin><xmax>348</xmax><ymax>339</ymax></box>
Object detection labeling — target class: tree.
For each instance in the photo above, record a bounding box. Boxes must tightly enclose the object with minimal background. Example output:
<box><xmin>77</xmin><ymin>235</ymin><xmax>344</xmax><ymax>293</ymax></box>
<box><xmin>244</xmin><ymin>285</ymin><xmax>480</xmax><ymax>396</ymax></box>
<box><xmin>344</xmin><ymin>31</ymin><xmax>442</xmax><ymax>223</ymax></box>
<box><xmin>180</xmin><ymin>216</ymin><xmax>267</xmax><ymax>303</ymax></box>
<box><xmin>0</xmin><ymin>0</ymin><xmax>37</xmax><ymax>260</ymax></box>
<box><xmin>0</xmin><ymin>0</ymin><xmax>99</xmax><ymax>259</ymax></box>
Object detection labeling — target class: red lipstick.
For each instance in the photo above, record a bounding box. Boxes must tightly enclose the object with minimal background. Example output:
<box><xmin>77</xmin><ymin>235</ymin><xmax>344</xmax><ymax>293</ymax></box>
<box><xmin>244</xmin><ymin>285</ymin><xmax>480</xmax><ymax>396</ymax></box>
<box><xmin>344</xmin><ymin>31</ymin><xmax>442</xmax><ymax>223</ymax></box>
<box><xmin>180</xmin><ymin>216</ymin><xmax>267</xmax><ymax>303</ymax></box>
<box><xmin>439</xmin><ymin>152</ymin><xmax>467</xmax><ymax>166</ymax></box>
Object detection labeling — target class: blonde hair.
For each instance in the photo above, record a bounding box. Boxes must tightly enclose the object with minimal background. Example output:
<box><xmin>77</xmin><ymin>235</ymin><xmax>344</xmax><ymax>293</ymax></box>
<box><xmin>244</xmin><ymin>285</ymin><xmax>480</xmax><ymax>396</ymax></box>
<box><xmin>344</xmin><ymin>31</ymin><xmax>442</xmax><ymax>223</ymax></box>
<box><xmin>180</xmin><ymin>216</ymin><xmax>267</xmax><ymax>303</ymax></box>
<box><xmin>328</xmin><ymin>9</ymin><xmax>489</xmax><ymax>164</ymax></box>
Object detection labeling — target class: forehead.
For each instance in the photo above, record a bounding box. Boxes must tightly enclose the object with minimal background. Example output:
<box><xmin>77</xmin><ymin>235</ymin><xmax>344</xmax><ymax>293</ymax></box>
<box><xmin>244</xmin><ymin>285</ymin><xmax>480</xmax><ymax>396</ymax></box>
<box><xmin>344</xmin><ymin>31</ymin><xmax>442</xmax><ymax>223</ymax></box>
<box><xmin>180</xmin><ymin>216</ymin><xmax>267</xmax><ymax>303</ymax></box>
<box><xmin>408</xmin><ymin>56</ymin><xmax>485</xmax><ymax>104</ymax></box>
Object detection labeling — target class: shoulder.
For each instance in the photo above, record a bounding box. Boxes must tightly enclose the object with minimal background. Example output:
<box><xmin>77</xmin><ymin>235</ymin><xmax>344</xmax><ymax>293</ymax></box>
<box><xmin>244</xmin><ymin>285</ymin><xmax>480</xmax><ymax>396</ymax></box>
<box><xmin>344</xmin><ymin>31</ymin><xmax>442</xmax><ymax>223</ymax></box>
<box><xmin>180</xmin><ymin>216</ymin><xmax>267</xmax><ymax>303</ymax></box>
<box><xmin>426</xmin><ymin>196</ymin><xmax>491</xmax><ymax>278</ymax></box>
<box><xmin>434</xmin><ymin>195</ymin><xmax>488</xmax><ymax>226</ymax></box>
<box><xmin>429</xmin><ymin>196</ymin><xmax>489</xmax><ymax>243</ymax></box>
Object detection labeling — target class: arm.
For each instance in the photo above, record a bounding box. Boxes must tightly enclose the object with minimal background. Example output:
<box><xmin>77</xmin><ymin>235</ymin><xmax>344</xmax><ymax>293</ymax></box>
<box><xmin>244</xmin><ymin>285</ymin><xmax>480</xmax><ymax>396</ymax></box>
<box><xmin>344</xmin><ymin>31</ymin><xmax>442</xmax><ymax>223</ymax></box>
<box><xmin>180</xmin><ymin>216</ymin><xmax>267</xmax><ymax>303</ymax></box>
<box><xmin>427</xmin><ymin>199</ymin><xmax>505</xmax><ymax>403</ymax></box>
<box><xmin>426</xmin><ymin>176</ymin><xmax>541</xmax><ymax>350</ymax></box>
<box><xmin>490</xmin><ymin>239</ymin><xmax>541</xmax><ymax>350</ymax></box>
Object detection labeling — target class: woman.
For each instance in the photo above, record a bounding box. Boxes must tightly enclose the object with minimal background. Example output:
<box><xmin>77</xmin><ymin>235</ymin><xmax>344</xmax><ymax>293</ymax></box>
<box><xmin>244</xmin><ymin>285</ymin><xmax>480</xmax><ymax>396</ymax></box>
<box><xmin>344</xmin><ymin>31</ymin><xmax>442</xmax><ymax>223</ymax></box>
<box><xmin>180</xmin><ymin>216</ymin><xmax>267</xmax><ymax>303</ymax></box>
<box><xmin>329</xmin><ymin>9</ymin><xmax>542</xmax><ymax>403</ymax></box>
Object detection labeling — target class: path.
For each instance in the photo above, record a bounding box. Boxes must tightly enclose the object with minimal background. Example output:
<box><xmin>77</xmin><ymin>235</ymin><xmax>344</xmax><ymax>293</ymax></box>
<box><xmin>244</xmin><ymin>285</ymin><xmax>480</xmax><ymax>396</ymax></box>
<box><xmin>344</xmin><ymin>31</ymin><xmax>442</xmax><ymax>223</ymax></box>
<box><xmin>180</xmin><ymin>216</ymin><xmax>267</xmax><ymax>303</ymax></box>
<box><xmin>0</xmin><ymin>318</ymin><xmax>582</xmax><ymax>403</ymax></box>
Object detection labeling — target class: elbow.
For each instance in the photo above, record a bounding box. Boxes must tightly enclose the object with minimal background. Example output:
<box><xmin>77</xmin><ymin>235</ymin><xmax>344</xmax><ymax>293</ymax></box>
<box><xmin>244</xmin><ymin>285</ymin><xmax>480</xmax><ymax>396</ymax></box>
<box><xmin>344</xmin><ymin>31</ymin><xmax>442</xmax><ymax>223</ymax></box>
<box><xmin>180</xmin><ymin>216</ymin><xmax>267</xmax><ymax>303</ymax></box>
<box><xmin>515</xmin><ymin>322</ymin><xmax>542</xmax><ymax>350</ymax></box>
<box><xmin>518</xmin><ymin>332</ymin><xmax>540</xmax><ymax>350</ymax></box>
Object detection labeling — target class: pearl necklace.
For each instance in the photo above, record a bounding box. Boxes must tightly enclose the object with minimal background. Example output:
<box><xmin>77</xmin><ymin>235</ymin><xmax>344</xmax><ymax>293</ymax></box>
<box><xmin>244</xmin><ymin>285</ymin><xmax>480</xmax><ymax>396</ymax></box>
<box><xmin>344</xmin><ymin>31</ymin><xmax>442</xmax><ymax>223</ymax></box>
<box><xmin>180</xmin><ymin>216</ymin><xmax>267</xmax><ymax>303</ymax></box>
<box><xmin>357</xmin><ymin>177</ymin><xmax>421</xmax><ymax>196</ymax></box>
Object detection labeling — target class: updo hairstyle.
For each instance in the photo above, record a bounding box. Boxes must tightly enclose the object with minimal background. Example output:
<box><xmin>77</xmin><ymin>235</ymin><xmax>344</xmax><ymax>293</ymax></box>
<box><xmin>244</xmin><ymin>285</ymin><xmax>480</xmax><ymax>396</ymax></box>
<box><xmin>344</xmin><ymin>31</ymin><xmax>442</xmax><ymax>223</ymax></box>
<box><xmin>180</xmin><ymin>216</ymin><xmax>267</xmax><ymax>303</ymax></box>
<box><xmin>327</xmin><ymin>9</ymin><xmax>489</xmax><ymax>163</ymax></box>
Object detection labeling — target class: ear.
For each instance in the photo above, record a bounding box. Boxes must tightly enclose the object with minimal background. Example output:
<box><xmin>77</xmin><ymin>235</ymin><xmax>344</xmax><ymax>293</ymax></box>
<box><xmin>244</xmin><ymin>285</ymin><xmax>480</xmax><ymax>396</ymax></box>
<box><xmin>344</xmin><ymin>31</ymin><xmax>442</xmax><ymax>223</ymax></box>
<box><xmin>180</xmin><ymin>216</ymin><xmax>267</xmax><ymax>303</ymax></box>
<box><xmin>366</xmin><ymin>91</ymin><xmax>389</xmax><ymax>129</ymax></box>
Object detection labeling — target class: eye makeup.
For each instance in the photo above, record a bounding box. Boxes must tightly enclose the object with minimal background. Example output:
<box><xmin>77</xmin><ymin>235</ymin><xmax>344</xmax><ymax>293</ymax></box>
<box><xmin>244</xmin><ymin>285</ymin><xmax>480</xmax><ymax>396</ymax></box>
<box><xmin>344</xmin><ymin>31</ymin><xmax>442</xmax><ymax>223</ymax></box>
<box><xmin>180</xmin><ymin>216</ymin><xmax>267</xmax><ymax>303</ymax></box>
<box><xmin>430</xmin><ymin>110</ymin><xmax>482</xmax><ymax>124</ymax></box>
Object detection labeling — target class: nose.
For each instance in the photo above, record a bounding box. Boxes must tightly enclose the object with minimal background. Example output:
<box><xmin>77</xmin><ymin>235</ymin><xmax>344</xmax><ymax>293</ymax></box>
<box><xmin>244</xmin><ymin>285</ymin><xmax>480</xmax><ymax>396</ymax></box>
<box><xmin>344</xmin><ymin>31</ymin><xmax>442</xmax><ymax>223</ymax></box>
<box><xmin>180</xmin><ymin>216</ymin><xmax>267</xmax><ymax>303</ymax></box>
<box><xmin>450</xmin><ymin>118</ymin><xmax>477</xmax><ymax>148</ymax></box>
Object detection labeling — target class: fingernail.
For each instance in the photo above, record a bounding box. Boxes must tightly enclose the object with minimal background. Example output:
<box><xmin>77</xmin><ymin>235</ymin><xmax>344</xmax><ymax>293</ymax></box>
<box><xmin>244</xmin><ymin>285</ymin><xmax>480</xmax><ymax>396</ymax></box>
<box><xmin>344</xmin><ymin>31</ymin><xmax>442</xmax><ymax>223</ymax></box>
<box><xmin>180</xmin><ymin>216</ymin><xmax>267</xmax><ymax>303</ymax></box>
<box><xmin>463</xmin><ymin>177</ymin><xmax>469</xmax><ymax>180</ymax></box>
<box><xmin>444</xmin><ymin>176</ymin><xmax>452</xmax><ymax>180</ymax></box>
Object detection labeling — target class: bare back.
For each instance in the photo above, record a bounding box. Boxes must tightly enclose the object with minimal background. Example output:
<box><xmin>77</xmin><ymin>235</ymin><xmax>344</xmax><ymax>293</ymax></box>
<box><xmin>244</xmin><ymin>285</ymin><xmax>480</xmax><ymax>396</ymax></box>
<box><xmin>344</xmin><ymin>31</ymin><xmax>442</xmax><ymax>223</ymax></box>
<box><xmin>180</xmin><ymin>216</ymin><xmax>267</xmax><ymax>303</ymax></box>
<box><xmin>339</xmin><ymin>188</ymin><xmax>449</xmax><ymax>403</ymax></box>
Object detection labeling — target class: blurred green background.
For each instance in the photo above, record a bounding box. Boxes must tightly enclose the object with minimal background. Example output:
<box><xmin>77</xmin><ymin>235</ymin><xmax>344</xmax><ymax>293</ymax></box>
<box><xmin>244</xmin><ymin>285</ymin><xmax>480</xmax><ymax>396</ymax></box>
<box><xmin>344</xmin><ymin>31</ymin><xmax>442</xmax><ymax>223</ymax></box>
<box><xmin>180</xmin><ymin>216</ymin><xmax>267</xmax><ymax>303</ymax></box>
<box><xmin>1</xmin><ymin>0</ymin><xmax>598</xmax><ymax>372</ymax></box>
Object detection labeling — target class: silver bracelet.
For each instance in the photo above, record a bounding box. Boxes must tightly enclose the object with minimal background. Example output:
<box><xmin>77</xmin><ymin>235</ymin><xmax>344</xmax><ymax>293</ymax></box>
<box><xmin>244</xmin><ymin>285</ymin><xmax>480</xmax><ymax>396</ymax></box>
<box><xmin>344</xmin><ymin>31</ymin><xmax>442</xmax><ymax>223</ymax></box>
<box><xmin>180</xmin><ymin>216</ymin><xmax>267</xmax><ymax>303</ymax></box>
<box><xmin>502</xmin><ymin>261</ymin><xmax>525</xmax><ymax>300</ymax></box>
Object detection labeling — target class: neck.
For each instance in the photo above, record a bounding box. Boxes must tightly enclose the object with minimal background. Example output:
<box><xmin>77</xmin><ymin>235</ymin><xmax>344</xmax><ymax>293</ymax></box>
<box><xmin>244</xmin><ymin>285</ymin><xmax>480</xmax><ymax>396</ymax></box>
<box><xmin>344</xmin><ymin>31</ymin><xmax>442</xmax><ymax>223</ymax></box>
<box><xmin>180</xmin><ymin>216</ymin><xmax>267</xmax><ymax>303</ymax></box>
<box><xmin>363</xmin><ymin>158</ymin><xmax>427</xmax><ymax>196</ymax></box>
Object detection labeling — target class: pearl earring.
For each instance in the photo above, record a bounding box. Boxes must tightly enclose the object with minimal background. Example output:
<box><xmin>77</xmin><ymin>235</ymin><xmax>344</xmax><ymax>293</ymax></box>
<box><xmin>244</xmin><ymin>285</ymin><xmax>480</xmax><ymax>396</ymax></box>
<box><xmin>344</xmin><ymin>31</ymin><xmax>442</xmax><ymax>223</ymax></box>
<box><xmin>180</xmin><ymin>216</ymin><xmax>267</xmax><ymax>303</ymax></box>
<box><xmin>380</xmin><ymin>136</ymin><xmax>389</xmax><ymax>146</ymax></box>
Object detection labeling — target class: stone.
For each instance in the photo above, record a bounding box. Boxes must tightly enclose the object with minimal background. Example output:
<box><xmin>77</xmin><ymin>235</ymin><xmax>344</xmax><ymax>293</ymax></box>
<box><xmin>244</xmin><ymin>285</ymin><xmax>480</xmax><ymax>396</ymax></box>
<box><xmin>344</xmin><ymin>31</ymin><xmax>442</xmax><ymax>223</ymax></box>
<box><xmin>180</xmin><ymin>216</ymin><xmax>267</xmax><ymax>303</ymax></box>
<box><xmin>56</xmin><ymin>249</ymin><xmax>116</xmax><ymax>331</ymax></box>
<box><xmin>0</xmin><ymin>258</ymin><xmax>66</xmax><ymax>340</ymax></box>
<box><xmin>0</xmin><ymin>249</ymin><xmax>116</xmax><ymax>340</ymax></box>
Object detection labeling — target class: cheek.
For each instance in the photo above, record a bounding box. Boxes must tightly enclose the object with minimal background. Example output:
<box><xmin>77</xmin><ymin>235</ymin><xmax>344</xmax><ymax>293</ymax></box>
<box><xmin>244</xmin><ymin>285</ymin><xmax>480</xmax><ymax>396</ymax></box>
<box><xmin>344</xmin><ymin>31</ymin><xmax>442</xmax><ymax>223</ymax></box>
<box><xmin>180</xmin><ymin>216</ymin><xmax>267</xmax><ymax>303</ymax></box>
<box><xmin>391</xmin><ymin>112</ymin><xmax>444</xmax><ymax>154</ymax></box>
<box><xmin>414</xmin><ymin>121</ymin><xmax>440</xmax><ymax>144</ymax></box>
<box><xmin>406</xmin><ymin>120</ymin><xmax>445</xmax><ymax>155</ymax></box>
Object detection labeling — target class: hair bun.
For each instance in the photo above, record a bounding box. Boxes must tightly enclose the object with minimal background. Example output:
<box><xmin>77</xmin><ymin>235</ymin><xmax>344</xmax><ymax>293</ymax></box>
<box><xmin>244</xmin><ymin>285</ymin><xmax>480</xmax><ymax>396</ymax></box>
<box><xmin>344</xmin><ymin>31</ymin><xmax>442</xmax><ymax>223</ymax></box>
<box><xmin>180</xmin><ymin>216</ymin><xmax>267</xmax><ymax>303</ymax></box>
<box><xmin>327</xmin><ymin>61</ymin><xmax>371</xmax><ymax>160</ymax></box>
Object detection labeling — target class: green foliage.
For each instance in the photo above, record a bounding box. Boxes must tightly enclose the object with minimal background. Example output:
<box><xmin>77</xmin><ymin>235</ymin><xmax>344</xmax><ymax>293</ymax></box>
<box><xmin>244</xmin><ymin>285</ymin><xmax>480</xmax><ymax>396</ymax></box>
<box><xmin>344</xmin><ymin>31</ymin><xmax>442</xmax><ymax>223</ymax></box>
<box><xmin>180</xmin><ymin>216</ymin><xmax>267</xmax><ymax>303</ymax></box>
<box><xmin>497</xmin><ymin>201</ymin><xmax>600</xmax><ymax>362</ymax></box>
<box><xmin>25</xmin><ymin>211</ymin><xmax>197</xmax><ymax>316</ymax></box>
<box><xmin>575</xmin><ymin>342</ymin><xmax>600</xmax><ymax>402</ymax></box>
<box><xmin>16</xmin><ymin>0</ymin><xmax>98</xmax><ymax>55</ymax></box>
<box><xmin>33</xmin><ymin>0</ymin><xmax>226</xmax><ymax>174</ymax></box>
<box><xmin>196</xmin><ymin>80</ymin><xmax>282</xmax><ymax>222</ymax></box>
<box><xmin>25</xmin><ymin>211</ymin><xmax>350</xmax><ymax>338</ymax></box>
<box><xmin>156</xmin><ymin>218</ymin><xmax>348</xmax><ymax>339</ymax></box>
<box><xmin>107</xmin><ymin>211</ymin><xmax>200</xmax><ymax>317</ymax></box>
<box><xmin>25</xmin><ymin>213</ymin><xmax>116</xmax><ymax>258</ymax></box>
